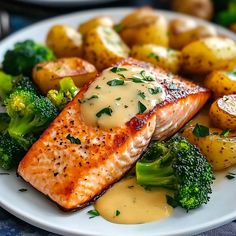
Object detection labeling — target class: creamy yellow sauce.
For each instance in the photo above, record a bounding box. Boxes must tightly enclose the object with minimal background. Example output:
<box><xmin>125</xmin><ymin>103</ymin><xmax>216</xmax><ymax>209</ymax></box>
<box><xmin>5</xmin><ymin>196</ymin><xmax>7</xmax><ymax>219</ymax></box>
<box><xmin>94</xmin><ymin>177</ymin><xmax>173</xmax><ymax>224</ymax></box>
<box><xmin>80</xmin><ymin>66</ymin><xmax>166</xmax><ymax>129</ymax></box>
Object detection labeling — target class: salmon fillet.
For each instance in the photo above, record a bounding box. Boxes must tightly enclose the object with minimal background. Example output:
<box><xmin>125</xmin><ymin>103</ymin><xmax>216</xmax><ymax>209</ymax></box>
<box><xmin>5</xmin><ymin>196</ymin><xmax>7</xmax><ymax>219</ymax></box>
<box><xmin>18</xmin><ymin>58</ymin><xmax>210</xmax><ymax>210</ymax></box>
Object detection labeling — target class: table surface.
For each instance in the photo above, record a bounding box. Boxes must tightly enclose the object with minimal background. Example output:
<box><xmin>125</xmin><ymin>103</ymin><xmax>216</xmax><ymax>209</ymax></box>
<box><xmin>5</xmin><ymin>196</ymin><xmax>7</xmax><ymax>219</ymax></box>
<box><xmin>0</xmin><ymin>0</ymin><xmax>235</xmax><ymax>235</ymax></box>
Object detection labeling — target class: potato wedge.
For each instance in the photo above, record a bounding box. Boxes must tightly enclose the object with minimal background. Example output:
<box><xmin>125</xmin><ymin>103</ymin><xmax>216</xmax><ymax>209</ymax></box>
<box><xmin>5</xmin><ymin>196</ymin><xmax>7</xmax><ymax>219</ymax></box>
<box><xmin>78</xmin><ymin>16</ymin><xmax>114</xmax><ymax>35</ymax></box>
<box><xmin>46</xmin><ymin>25</ymin><xmax>83</xmax><ymax>58</ymax></box>
<box><xmin>170</xmin><ymin>25</ymin><xmax>217</xmax><ymax>50</ymax></box>
<box><xmin>182</xmin><ymin>126</ymin><xmax>236</xmax><ymax>170</ymax></box>
<box><xmin>119</xmin><ymin>7</ymin><xmax>169</xmax><ymax>47</ymax></box>
<box><xmin>130</xmin><ymin>44</ymin><xmax>182</xmax><ymax>73</ymax></box>
<box><xmin>33</xmin><ymin>57</ymin><xmax>97</xmax><ymax>94</ymax></box>
<box><xmin>83</xmin><ymin>26</ymin><xmax>129</xmax><ymax>71</ymax></box>
<box><xmin>182</xmin><ymin>37</ymin><xmax>236</xmax><ymax>74</ymax></box>
<box><xmin>204</xmin><ymin>70</ymin><xmax>236</xmax><ymax>98</ymax></box>
<box><xmin>209</xmin><ymin>95</ymin><xmax>236</xmax><ymax>130</ymax></box>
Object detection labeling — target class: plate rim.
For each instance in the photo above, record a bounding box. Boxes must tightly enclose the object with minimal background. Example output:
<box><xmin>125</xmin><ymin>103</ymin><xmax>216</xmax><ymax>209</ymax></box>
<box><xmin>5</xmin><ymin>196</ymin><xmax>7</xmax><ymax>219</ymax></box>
<box><xmin>0</xmin><ymin>7</ymin><xmax>236</xmax><ymax>236</ymax></box>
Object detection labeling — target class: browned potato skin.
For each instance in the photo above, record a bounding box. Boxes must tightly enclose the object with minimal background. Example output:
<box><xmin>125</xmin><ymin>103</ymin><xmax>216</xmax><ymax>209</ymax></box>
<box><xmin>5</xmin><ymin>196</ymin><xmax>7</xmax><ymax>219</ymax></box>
<box><xmin>183</xmin><ymin>126</ymin><xmax>236</xmax><ymax>170</ymax></box>
<box><xmin>119</xmin><ymin>7</ymin><xmax>169</xmax><ymax>47</ymax></box>
<box><xmin>209</xmin><ymin>95</ymin><xmax>236</xmax><ymax>130</ymax></box>
<box><xmin>170</xmin><ymin>25</ymin><xmax>217</xmax><ymax>50</ymax></box>
<box><xmin>204</xmin><ymin>70</ymin><xmax>236</xmax><ymax>98</ymax></box>
<box><xmin>33</xmin><ymin>57</ymin><xmax>97</xmax><ymax>94</ymax></box>
<box><xmin>46</xmin><ymin>25</ymin><xmax>83</xmax><ymax>58</ymax></box>
<box><xmin>78</xmin><ymin>16</ymin><xmax>114</xmax><ymax>35</ymax></box>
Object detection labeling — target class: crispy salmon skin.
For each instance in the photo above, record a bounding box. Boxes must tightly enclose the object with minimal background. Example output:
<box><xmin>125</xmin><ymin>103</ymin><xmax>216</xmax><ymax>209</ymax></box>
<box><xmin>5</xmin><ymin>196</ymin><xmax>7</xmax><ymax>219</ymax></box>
<box><xmin>18</xmin><ymin>58</ymin><xmax>210</xmax><ymax>210</ymax></box>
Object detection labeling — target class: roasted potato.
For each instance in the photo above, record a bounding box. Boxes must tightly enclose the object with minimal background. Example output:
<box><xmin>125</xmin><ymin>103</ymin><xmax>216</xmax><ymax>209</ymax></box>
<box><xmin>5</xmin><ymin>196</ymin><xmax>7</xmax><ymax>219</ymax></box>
<box><xmin>183</xmin><ymin>126</ymin><xmax>236</xmax><ymax>170</ymax></box>
<box><xmin>46</xmin><ymin>25</ymin><xmax>83</xmax><ymax>58</ymax></box>
<box><xmin>170</xmin><ymin>25</ymin><xmax>217</xmax><ymax>50</ymax></box>
<box><xmin>119</xmin><ymin>7</ymin><xmax>169</xmax><ymax>47</ymax></box>
<box><xmin>83</xmin><ymin>26</ymin><xmax>129</xmax><ymax>71</ymax></box>
<box><xmin>209</xmin><ymin>95</ymin><xmax>236</xmax><ymax>130</ymax></box>
<box><xmin>78</xmin><ymin>16</ymin><xmax>114</xmax><ymax>35</ymax></box>
<box><xmin>130</xmin><ymin>44</ymin><xmax>182</xmax><ymax>73</ymax></box>
<box><xmin>33</xmin><ymin>57</ymin><xmax>97</xmax><ymax>94</ymax></box>
<box><xmin>182</xmin><ymin>37</ymin><xmax>236</xmax><ymax>74</ymax></box>
<box><xmin>204</xmin><ymin>70</ymin><xmax>236</xmax><ymax>98</ymax></box>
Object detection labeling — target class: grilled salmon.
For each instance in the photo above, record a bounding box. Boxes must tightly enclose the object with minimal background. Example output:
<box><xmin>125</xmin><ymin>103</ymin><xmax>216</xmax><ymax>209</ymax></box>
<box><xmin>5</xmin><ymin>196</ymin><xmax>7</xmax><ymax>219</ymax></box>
<box><xmin>18</xmin><ymin>58</ymin><xmax>210</xmax><ymax>210</ymax></box>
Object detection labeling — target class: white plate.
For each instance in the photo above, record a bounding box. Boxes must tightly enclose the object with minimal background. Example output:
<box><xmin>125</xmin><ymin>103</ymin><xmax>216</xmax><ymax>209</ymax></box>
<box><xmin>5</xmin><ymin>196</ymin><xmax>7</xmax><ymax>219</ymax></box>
<box><xmin>0</xmin><ymin>8</ymin><xmax>236</xmax><ymax>236</ymax></box>
<box><xmin>16</xmin><ymin>0</ymin><xmax>118</xmax><ymax>7</ymax></box>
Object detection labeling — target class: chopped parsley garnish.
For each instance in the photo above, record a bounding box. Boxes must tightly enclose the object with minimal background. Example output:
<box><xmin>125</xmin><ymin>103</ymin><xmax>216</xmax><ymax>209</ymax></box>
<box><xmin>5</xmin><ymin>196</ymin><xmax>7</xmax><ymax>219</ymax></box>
<box><xmin>166</xmin><ymin>195</ymin><xmax>178</xmax><ymax>208</ymax></box>
<box><xmin>226</xmin><ymin>173</ymin><xmax>235</xmax><ymax>180</ymax></box>
<box><xmin>110</xmin><ymin>67</ymin><xmax>128</xmax><ymax>73</ymax></box>
<box><xmin>118</xmin><ymin>73</ymin><xmax>125</xmax><ymax>78</ymax></box>
<box><xmin>128</xmin><ymin>77</ymin><xmax>144</xmax><ymax>83</ymax></box>
<box><xmin>115</xmin><ymin>97</ymin><xmax>121</xmax><ymax>101</ymax></box>
<box><xmin>148</xmin><ymin>52</ymin><xmax>160</xmax><ymax>61</ymax></box>
<box><xmin>95</xmin><ymin>85</ymin><xmax>101</xmax><ymax>89</ymax></box>
<box><xmin>115</xmin><ymin>210</ymin><xmax>120</xmax><ymax>216</ymax></box>
<box><xmin>192</xmin><ymin>124</ymin><xmax>209</xmax><ymax>137</ymax></box>
<box><xmin>137</xmin><ymin>90</ymin><xmax>146</xmax><ymax>99</ymax></box>
<box><xmin>18</xmin><ymin>188</ymin><xmax>27</xmax><ymax>192</ymax></box>
<box><xmin>220</xmin><ymin>128</ymin><xmax>231</xmax><ymax>137</ymax></box>
<box><xmin>66</xmin><ymin>134</ymin><xmax>81</xmax><ymax>144</ymax></box>
<box><xmin>87</xmin><ymin>95</ymin><xmax>99</xmax><ymax>100</ymax></box>
<box><xmin>169</xmin><ymin>82</ymin><xmax>177</xmax><ymax>90</ymax></box>
<box><xmin>96</xmin><ymin>107</ymin><xmax>113</xmax><ymax>118</ymax></box>
<box><xmin>138</xmin><ymin>101</ymin><xmax>147</xmax><ymax>113</ymax></box>
<box><xmin>140</xmin><ymin>70</ymin><xmax>155</xmax><ymax>81</ymax></box>
<box><xmin>107</xmin><ymin>79</ymin><xmax>124</xmax><ymax>86</ymax></box>
<box><xmin>114</xmin><ymin>23</ymin><xmax>123</xmax><ymax>33</ymax></box>
<box><xmin>87</xmin><ymin>209</ymin><xmax>100</xmax><ymax>219</ymax></box>
<box><xmin>226</xmin><ymin>70</ymin><xmax>236</xmax><ymax>77</ymax></box>
<box><xmin>148</xmin><ymin>87</ymin><xmax>162</xmax><ymax>95</ymax></box>
<box><xmin>0</xmin><ymin>173</ymin><xmax>10</xmax><ymax>175</ymax></box>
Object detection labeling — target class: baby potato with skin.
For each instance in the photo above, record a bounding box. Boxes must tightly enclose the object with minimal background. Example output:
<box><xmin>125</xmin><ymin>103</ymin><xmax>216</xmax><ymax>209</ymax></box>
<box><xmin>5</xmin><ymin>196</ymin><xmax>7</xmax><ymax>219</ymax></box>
<box><xmin>119</xmin><ymin>7</ymin><xmax>169</xmax><ymax>47</ymax></box>
<box><xmin>209</xmin><ymin>95</ymin><xmax>236</xmax><ymax>130</ymax></box>
<box><xmin>78</xmin><ymin>16</ymin><xmax>114</xmax><ymax>35</ymax></box>
<box><xmin>46</xmin><ymin>25</ymin><xmax>83</xmax><ymax>58</ymax></box>
<box><xmin>204</xmin><ymin>70</ymin><xmax>236</xmax><ymax>98</ymax></box>
<box><xmin>183</xmin><ymin>126</ymin><xmax>236</xmax><ymax>171</ymax></box>
<box><xmin>83</xmin><ymin>26</ymin><xmax>129</xmax><ymax>71</ymax></box>
<box><xmin>33</xmin><ymin>57</ymin><xmax>97</xmax><ymax>94</ymax></box>
<box><xmin>182</xmin><ymin>37</ymin><xmax>236</xmax><ymax>74</ymax></box>
<box><xmin>130</xmin><ymin>44</ymin><xmax>182</xmax><ymax>73</ymax></box>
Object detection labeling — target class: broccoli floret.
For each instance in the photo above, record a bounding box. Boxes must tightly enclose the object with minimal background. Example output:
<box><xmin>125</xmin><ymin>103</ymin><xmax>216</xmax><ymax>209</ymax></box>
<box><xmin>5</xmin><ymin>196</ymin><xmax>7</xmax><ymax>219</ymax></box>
<box><xmin>0</xmin><ymin>113</ymin><xmax>10</xmax><ymax>132</ymax></box>
<box><xmin>136</xmin><ymin>135</ymin><xmax>214</xmax><ymax>211</ymax></box>
<box><xmin>0</xmin><ymin>71</ymin><xmax>38</xmax><ymax>100</ymax></box>
<box><xmin>47</xmin><ymin>77</ymin><xmax>79</xmax><ymax>110</ymax></box>
<box><xmin>4</xmin><ymin>89</ymin><xmax>58</xmax><ymax>149</ymax></box>
<box><xmin>2</xmin><ymin>40</ymin><xmax>55</xmax><ymax>77</ymax></box>
<box><xmin>0</xmin><ymin>132</ymin><xmax>25</xmax><ymax>170</ymax></box>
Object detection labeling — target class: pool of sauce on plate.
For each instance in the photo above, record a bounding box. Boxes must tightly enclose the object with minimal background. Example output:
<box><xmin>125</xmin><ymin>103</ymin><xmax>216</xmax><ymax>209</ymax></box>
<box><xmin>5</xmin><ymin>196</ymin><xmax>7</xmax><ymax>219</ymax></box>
<box><xmin>94</xmin><ymin>177</ymin><xmax>173</xmax><ymax>224</ymax></box>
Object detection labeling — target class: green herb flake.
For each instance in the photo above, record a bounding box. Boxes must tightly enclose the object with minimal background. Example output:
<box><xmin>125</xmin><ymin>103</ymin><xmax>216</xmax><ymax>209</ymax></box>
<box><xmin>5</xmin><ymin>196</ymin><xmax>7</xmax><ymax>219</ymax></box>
<box><xmin>148</xmin><ymin>87</ymin><xmax>162</xmax><ymax>95</ymax></box>
<box><xmin>115</xmin><ymin>210</ymin><xmax>120</xmax><ymax>216</ymax></box>
<box><xmin>66</xmin><ymin>134</ymin><xmax>81</xmax><ymax>144</ymax></box>
<box><xmin>110</xmin><ymin>67</ymin><xmax>128</xmax><ymax>73</ymax></box>
<box><xmin>220</xmin><ymin>128</ymin><xmax>231</xmax><ymax>137</ymax></box>
<box><xmin>148</xmin><ymin>52</ymin><xmax>160</xmax><ymax>61</ymax></box>
<box><xmin>137</xmin><ymin>90</ymin><xmax>146</xmax><ymax>99</ymax></box>
<box><xmin>115</xmin><ymin>97</ymin><xmax>121</xmax><ymax>101</ymax></box>
<box><xmin>166</xmin><ymin>195</ymin><xmax>178</xmax><ymax>208</ymax></box>
<box><xmin>95</xmin><ymin>85</ymin><xmax>101</xmax><ymax>89</ymax></box>
<box><xmin>192</xmin><ymin>124</ymin><xmax>209</xmax><ymax>137</ymax></box>
<box><xmin>96</xmin><ymin>107</ymin><xmax>113</xmax><ymax>118</ymax></box>
<box><xmin>138</xmin><ymin>101</ymin><xmax>147</xmax><ymax>114</ymax></box>
<box><xmin>114</xmin><ymin>23</ymin><xmax>123</xmax><ymax>33</ymax></box>
<box><xmin>169</xmin><ymin>82</ymin><xmax>177</xmax><ymax>90</ymax></box>
<box><xmin>107</xmin><ymin>79</ymin><xmax>124</xmax><ymax>86</ymax></box>
<box><xmin>140</xmin><ymin>70</ymin><xmax>155</xmax><ymax>81</ymax></box>
<box><xmin>87</xmin><ymin>95</ymin><xmax>99</xmax><ymax>100</ymax></box>
<box><xmin>0</xmin><ymin>173</ymin><xmax>10</xmax><ymax>175</ymax></box>
<box><xmin>87</xmin><ymin>209</ymin><xmax>100</xmax><ymax>219</ymax></box>
<box><xmin>128</xmin><ymin>77</ymin><xmax>144</xmax><ymax>83</ymax></box>
<box><xmin>118</xmin><ymin>73</ymin><xmax>125</xmax><ymax>78</ymax></box>
<box><xmin>226</xmin><ymin>174</ymin><xmax>235</xmax><ymax>180</ymax></box>
<box><xmin>18</xmin><ymin>188</ymin><xmax>27</xmax><ymax>192</ymax></box>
